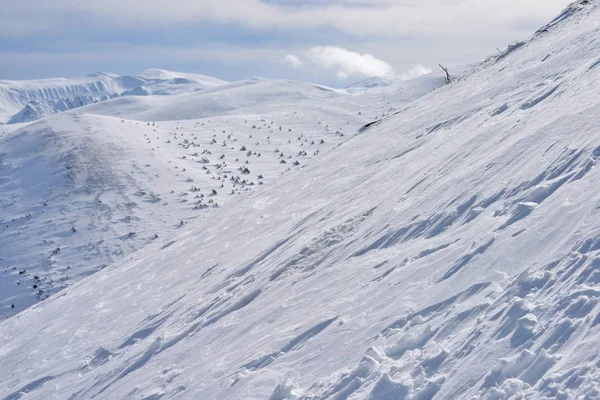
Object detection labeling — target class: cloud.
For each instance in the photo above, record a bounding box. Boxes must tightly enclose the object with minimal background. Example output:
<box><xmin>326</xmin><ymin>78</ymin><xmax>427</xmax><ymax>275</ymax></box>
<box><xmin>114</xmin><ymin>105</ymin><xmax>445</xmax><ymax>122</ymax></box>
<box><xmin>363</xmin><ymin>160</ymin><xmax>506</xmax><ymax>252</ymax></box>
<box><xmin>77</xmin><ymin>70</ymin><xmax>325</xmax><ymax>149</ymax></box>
<box><xmin>305</xmin><ymin>46</ymin><xmax>394</xmax><ymax>79</ymax></box>
<box><xmin>0</xmin><ymin>0</ymin><xmax>571</xmax><ymax>40</ymax></box>
<box><xmin>284</xmin><ymin>54</ymin><xmax>304</xmax><ymax>69</ymax></box>
<box><xmin>286</xmin><ymin>48</ymin><xmax>431</xmax><ymax>82</ymax></box>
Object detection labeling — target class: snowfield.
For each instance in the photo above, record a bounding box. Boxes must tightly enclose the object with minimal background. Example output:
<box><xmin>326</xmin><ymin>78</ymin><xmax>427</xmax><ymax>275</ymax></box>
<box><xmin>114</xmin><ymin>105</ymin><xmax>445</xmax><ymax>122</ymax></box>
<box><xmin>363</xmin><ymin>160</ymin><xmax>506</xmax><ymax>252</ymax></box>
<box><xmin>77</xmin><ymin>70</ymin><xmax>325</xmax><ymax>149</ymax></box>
<box><xmin>0</xmin><ymin>69</ymin><xmax>446</xmax><ymax>319</ymax></box>
<box><xmin>2</xmin><ymin>1</ymin><xmax>600</xmax><ymax>399</ymax></box>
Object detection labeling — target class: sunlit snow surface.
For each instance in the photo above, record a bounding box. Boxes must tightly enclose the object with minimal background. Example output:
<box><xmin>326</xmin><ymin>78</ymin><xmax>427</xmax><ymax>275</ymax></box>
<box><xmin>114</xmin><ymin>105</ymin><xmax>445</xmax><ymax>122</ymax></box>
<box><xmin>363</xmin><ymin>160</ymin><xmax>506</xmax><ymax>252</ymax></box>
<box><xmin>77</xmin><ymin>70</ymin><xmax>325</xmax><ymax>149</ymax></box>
<box><xmin>2</xmin><ymin>1</ymin><xmax>600</xmax><ymax>399</ymax></box>
<box><xmin>0</xmin><ymin>69</ymin><xmax>445</xmax><ymax>318</ymax></box>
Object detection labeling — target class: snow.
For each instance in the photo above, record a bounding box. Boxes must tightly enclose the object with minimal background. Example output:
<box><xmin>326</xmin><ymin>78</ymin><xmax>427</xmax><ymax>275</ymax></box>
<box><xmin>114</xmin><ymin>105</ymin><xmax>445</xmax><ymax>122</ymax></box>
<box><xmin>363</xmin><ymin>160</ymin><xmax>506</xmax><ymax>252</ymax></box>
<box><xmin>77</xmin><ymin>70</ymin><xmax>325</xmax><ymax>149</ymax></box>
<box><xmin>0</xmin><ymin>71</ymin><xmax>437</xmax><ymax>320</ymax></box>
<box><xmin>346</xmin><ymin>77</ymin><xmax>398</xmax><ymax>93</ymax></box>
<box><xmin>0</xmin><ymin>70</ymin><xmax>228</xmax><ymax>124</ymax></box>
<box><xmin>345</xmin><ymin>73</ymin><xmax>444</xmax><ymax>95</ymax></box>
<box><xmin>1</xmin><ymin>1</ymin><xmax>600</xmax><ymax>399</ymax></box>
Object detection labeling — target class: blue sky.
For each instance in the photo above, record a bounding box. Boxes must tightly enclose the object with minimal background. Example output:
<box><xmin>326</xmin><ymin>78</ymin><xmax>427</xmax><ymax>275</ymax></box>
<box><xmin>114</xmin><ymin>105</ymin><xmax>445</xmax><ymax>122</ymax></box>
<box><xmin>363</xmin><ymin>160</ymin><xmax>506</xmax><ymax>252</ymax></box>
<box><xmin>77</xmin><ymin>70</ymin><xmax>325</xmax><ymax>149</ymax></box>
<box><xmin>0</xmin><ymin>0</ymin><xmax>572</xmax><ymax>86</ymax></box>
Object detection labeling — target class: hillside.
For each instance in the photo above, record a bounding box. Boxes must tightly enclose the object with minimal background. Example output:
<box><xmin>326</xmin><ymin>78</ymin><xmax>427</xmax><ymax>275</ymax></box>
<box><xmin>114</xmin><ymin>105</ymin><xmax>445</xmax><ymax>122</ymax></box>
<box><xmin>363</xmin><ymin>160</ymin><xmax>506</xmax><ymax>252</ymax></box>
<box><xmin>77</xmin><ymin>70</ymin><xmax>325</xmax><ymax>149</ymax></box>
<box><xmin>0</xmin><ymin>74</ymin><xmax>442</xmax><ymax>319</ymax></box>
<box><xmin>2</xmin><ymin>1</ymin><xmax>600</xmax><ymax>399</ymax></box>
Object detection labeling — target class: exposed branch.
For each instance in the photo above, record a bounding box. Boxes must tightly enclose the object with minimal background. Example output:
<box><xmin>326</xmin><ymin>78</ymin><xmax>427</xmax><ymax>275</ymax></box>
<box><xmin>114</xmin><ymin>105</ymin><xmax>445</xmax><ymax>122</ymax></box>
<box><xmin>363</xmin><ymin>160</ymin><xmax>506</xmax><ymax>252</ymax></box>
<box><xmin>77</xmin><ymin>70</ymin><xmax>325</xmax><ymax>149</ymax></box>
<box><xmin>439</xmin><ymin>64</ymin><xmax>451</xmax><ymax>84</ymax></box>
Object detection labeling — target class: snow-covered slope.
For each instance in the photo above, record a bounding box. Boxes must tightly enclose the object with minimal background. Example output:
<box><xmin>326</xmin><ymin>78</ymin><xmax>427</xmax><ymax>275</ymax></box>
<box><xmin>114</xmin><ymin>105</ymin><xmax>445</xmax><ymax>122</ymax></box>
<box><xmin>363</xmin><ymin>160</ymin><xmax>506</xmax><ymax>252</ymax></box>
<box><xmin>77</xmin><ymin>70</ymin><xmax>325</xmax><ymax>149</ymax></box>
<box><xmin>81</xmin><ymin>79</ymin><xmax>354</xmax><ymax>121</ymax></box>
<box><xmin>0</xmin><ymin>106</ymin><xmax>349</xmax><ymax>319</ymax></box>
<box><xmin>0</xmin><ymin>70</ymin><xmax>443</xmax><ymax>319</ymax></box>
<box><xmin>0</xmin><ymin>70</ymin><xmax>228</xmax><ymax>124</ymax></box>
<box><xmin>3</xmin><ymin>1</ymin><xmax>600</xmax><ymax>398</ymax></box>
<box><xmin>6</xmin><ymin>96</ymin><xmax>99</xmax><ymax>124</ymax></box>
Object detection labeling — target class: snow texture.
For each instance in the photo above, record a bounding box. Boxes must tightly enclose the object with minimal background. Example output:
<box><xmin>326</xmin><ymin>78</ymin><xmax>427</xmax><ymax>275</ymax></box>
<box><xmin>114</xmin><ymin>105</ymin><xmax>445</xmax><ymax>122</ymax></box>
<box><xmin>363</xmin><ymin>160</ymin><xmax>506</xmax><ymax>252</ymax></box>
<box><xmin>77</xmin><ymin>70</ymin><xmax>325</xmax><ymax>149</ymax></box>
<box><xmin>0</xmin><ymin>69</ymin><xmax>438</xmax><ymax>319</ymax></box>
<box><xmin>1</xmin><ymin>1</ymin><xmax>600</xmax><ymax>399</ymax></box>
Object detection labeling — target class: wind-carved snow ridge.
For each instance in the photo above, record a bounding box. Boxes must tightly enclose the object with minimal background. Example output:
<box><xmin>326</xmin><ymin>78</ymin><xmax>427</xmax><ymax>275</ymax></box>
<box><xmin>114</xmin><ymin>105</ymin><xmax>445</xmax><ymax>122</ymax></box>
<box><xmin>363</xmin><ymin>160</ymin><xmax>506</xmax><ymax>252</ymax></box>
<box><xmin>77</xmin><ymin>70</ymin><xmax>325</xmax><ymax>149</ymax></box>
<box><xmin>3</xmin><ymin>0</ymin><xmax>600</xmax><ymax>399</ymax></box>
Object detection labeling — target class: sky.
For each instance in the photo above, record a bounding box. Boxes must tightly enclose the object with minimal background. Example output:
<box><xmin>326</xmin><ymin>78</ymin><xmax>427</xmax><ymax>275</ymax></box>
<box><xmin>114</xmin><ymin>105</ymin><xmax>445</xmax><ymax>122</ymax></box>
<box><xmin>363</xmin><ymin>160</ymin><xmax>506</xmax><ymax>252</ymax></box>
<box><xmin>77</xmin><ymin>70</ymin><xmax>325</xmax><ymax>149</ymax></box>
<box><xmin>0</xmin><ymin>0</ymin><xmax>573</xmax><ymax>86</ymax></box>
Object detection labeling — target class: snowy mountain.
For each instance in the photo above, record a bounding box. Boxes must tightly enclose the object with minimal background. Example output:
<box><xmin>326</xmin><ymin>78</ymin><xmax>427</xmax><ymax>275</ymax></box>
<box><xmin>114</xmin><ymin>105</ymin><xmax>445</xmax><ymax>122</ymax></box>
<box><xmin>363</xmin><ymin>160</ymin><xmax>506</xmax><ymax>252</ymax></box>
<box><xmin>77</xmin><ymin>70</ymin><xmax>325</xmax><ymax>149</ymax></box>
<box><xmin>0</xmin><ymin>73</ymin><xmax>441</xmax><ymax>320</ymax></box>
<box><xmin>0</xmin><ymin>69</ymin><xmax>228</xmax><ymax>124</ymax></box>
<box><xmin>83</xmin><ymin>79</ymin><xmax>355</xmax><ymax>122</ymax></box>
<box><xmin>3</xmin><ymin>1</ymin><xmax>600</xmax><ymax>399</ymax></box>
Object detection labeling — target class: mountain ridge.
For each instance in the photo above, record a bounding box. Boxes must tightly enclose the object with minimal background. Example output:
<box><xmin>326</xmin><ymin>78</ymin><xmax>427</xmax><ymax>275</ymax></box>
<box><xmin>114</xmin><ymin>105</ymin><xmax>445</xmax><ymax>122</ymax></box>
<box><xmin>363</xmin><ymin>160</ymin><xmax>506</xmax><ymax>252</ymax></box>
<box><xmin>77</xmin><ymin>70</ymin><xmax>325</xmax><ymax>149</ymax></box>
<box><xmin>0</xmin><ymin>70</ymin><xmax>229</xmax><ymax>124</ymax></box>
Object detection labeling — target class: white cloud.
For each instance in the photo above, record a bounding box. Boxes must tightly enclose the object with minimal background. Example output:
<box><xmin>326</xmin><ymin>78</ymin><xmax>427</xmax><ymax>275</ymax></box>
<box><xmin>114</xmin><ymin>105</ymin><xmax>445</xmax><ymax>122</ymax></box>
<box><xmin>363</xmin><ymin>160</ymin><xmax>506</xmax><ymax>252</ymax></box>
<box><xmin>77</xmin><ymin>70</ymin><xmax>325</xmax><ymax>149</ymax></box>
<box><xmin>286</xmin><ymin>48</ymin><xmax>432</xmax><ymax>82</ymax></box>
<box><xmin>305</xmin><ymin>46</ymin><xmax>394</xmax><ymax>79</ymax></box>
<box><xmin>284</xmin><ymin>54</ymin><xmax>304</xmax><ymax>69</ymax></box>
